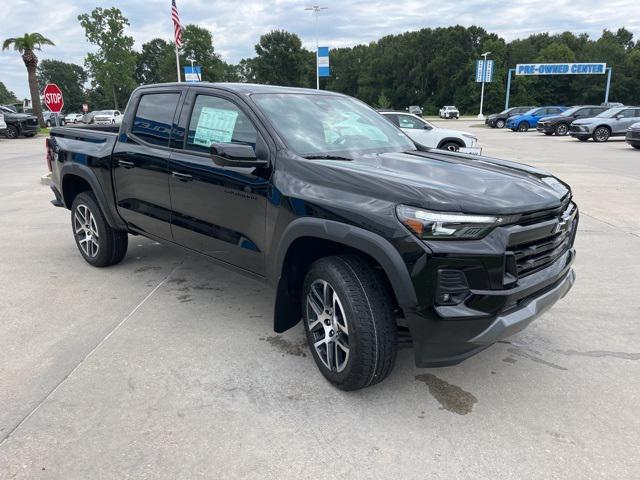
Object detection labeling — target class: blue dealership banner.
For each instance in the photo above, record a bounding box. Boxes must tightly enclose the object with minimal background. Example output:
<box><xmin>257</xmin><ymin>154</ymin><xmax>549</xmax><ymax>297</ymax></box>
<box><xmin>318</xmin><ymin>47</ymin><xmax>330</xmax><ymax>77</ymax></box>
<box><xmin>184</xmin><ymin>65</ymin><xmax>202</xmax><ymax>82</ymax></box>
<box><xmin>516</xmin><ymin>63</ymin><xmax>606</xmax><ymax>75</ymax></box>
<box><xmin>475</xmin><ymin>59</ymin><xmax>494</xmax><ymax>82</ymax></box>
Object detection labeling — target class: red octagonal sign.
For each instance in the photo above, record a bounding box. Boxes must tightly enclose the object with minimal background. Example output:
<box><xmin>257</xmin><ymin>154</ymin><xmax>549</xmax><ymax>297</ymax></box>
<box><xmin>43</xmin><ymin>83</ymin><xmax>64</xmax><ymax>113</ymax></box>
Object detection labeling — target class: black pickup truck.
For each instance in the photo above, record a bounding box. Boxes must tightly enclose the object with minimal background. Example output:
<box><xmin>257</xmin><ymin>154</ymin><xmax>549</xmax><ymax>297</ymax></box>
<box><xmin>46</xmin><ymin>83</ymin><xmax>577</xmax><ymax>390</ymax></box>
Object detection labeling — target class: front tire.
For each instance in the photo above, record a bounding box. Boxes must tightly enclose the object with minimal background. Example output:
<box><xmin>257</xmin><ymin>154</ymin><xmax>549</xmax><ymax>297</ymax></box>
<box><xmin>440</xmin><ymin>141</ymin><xmax>461</xmax><ymax>152</ymax></box>
<box><xmin>495</xmin><ymin>119</ymin><xmax>505</xmax><ymax>128</ymax></box>
<box><xmin>593</xmin><ymin>126</ymin><xmax>610</xmax><ymax>142</ymax></box>
<box><xmin>302</xmin><ymin>255</ymin><xmax>397</xmax><ymax>391</ymax></box>
<box><xmin>71</xmin><ymin>192</ymin><xmax>128</xmax><ymax>267</ymax></box>
<box><xmin>517</xmin><ymin>122</ymin><xmax>530</xmax><ymax>132</ymax></box>
<box><xmin>5</xmin><ymin>125</ymin><xmax>19</xmax><ymax>139</ymax></box>
<box><xmin>555</xmin><ymin>123</ymin><xmax>569</xmax><ymax>136</ymax></box>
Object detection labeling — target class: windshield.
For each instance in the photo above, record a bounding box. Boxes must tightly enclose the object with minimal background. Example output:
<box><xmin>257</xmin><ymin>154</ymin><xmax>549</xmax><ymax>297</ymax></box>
<box><xmin>597</xmin><ymin>107</ymin><xmax>624</xmax><ymax>118</ymax></box>
<box><xmin>559</xmin><ymin>107</ymin><xmax>580</xmax><ymax>116</ymax></box>
<box><xmin>253</xmin><ymin>93</ymin><xmax>415</xmax><ymax>157</ymax></box>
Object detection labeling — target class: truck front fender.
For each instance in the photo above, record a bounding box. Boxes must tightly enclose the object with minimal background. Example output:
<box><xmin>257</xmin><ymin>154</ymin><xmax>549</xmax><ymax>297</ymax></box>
<box><xmin>269</xmin><ymin>218</ymin><xmax>419</xmax><ymax>332</ymax></box>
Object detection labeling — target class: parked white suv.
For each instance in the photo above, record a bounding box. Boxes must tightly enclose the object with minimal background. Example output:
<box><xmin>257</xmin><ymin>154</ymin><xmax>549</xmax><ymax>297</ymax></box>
<box><xmin>64</xmin><ymin>113</ymin><xmax>84</xmax><ymax>124</ymax></box>
<box><xmin>93</xmin><ymin>110</ymin><xmax>123</xmax><ymax>125</ymax></box>
<box><xmin>439</xmin><ymin>105</ymin><xmax>460</xmax><ymax>119</ymax></box>
<box><xmin>379</xmin><ymin>111</ymin><xmax>479</xmax><ymax>153</ymax></box>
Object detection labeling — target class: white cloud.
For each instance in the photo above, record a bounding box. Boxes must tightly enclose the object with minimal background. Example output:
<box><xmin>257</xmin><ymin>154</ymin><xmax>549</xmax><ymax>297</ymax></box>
<box><xmin>1</xmin><ymin>0</ymin><xmax>639</xmax><ymax>98</ymax></box>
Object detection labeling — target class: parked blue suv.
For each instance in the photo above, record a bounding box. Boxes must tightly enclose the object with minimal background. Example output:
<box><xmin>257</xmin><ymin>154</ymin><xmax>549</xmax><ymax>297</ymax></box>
<box><xmin>507</xmin><ymin>106</ymin><xmax>568</xmax><ymax>132</ymax></box>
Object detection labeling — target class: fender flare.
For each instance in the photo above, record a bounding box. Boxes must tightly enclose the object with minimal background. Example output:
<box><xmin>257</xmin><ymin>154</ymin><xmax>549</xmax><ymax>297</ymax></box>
<box><xmin>269</xmin><ymin>217</ymin><xmax>419</xmax><ymax>308</ymax></box>
<box><xmin>60</xmin><ymin>163</ymin><xmax>126</xmax><ymax>230</ymax></box>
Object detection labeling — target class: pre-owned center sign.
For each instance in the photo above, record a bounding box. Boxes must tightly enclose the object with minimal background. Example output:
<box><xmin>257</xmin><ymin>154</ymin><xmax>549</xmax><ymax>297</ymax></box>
<box><xmin>516</xmin><ymin>63</ymin><xmax>606</xmax><ymax>75</ymax></box>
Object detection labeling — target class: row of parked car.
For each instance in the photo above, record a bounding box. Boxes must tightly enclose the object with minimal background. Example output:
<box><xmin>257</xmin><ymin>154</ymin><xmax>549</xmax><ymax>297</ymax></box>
<box><xmin>44</xmin><ymin>110</ymin><xmax>124</xmax><ymax>127</ymax></box>
<box><xmin>486</xmin><ymin>104</ymin><xmax>640</xmax><ymax>149</ymax></box>
<box><xmin>0</xmin><ymin>105</ymin><xmax>125</xmax><ymax>139</ymax></box>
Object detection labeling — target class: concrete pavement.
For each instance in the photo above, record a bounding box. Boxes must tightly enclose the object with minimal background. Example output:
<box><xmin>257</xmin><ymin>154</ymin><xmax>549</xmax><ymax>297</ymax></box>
<box><xmin>0</xmin><ymin>126</ymin><xmax>638</xmax><ymax>479</ymax></box>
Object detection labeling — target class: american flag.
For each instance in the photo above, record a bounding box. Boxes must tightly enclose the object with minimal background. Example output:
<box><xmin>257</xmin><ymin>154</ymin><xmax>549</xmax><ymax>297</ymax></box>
<box><xmin>171</xmin><ymin>0</ymin><xmax>183</xmax><ymax>48</ymax></box>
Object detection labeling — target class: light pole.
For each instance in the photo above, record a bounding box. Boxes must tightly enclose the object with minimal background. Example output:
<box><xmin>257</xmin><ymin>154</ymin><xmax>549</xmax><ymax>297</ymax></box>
<box><xmin>478</xmin><ymin>51</ymin><xmax>491</xmax><ymax>119</ymax></box>
<box><xmin>305</xmin><ymin>5</ymin><xmax>327</xmax><ymax>90</ymax></box>
<box><xmin>187</xmin><ymin>54</ymin><xmax>200</xmax><ymax>81</ymax></box>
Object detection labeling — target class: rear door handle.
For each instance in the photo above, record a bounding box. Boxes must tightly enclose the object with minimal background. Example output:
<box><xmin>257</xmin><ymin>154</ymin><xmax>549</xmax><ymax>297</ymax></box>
<box><xmin>172</xmin><ymin>171</ymin><xmax>193</xmax><ymax>181</ymax></box>
<box><xmin>118</xmin><ymin>160</ymin><xmax>135</xmax><ymax>169</ymax></box>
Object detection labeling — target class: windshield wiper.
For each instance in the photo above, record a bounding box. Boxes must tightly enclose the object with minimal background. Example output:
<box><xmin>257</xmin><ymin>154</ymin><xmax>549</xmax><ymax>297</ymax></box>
<box><xmin>302</xmin><ymin>154</ymin><xmax>352</xmax><ymax>161</ymax></box>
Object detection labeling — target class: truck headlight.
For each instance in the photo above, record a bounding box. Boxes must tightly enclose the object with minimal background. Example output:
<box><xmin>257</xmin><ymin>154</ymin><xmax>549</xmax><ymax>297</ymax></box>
<box><xmin>462</xmin><ymin>133</ymin><xmax>477</xmax><ymax>143</ymax></box>
<box><xmin>396</xmin><ymin>205</ymin><xmax>503</xmax><ymax>240</ymax></box>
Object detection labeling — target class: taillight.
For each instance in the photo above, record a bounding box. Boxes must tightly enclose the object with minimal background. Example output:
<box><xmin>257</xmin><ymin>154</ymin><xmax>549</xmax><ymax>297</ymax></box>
<box><xmin>45</xmin><ymin>138</ymin><xmax>53</xmax><ymax>172</ymax></box>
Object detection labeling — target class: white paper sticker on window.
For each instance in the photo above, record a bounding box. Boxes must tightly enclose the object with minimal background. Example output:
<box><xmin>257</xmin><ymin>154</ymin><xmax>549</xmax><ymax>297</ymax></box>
<box><xmin>193</xmin><ymin>107</ymin><xmax>238</xmax><ymax>146</ymax></box>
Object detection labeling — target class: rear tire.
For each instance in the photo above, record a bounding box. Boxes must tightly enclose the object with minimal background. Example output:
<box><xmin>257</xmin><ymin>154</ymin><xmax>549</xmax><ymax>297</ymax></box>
<box><xmin>495</xmin><ymin>119</ymin><xmax>505</xmax><ymax>128</ymax></box>
<box><xmin>517</xmin><ymin>122</ymin><xmax>530</xmax><ymax>132</ymax></box>
<box><xmin>302</xmin><ymin>255</ymin><xmax>397</xmax><ymax>391</ymax></box>
<box><xmin>71</xmin><ymin>192</ymin><xmax>128</xmax><ymax>267</ymax></box>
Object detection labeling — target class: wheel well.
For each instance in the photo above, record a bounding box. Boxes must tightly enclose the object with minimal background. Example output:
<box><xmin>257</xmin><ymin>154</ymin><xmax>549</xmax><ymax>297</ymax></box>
<box><xmin>437</xmin><ymin>138</ymin><xmax>463</xmax><ymax>149</ymax></box>
<box><xmin>273</xmin><ymin>237</ymin><xmax>400</xmax><ymax>333</ymax></box>
<box><xmin>62</xmin><ymin>174</ymin><xmax>92</xmax><ymax>209</ymax></box>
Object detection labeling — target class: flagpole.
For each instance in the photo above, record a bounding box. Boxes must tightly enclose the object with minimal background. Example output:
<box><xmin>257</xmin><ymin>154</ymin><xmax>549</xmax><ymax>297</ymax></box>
<box><xmin>175</xmin><ymin>44</ymin><xmax>182</xmax><ymax>82</ymax></box>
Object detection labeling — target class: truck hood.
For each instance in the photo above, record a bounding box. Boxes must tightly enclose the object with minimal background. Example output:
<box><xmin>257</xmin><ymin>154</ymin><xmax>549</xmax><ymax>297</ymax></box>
<box><xmin>280</xmin><ymin>150</ymin><xmax>569</xmax><ymax>215</ymax></box>
<box><xmin>4</xmin><ymin>112</ymin><xmax>35</xmax><ymax>121</ymax></box>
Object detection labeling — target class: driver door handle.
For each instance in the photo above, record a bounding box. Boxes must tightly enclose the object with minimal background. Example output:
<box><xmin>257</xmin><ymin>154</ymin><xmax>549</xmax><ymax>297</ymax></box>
<box><xmin>172</xmin><ymin>171</ymin><xmax>193</xmax><ymax>182</ymax></box>
<box><xmin>118</xmin><ymin>160</ymin><xmax>135</xmax><ymax>169</ymax></box>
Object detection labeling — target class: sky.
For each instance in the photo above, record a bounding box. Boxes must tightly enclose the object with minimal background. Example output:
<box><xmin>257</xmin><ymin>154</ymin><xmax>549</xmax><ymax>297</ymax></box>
<box><xmin>1</xmin><ymin>0</ymin><xmax>639</xmax><ymax>99</ymax></box>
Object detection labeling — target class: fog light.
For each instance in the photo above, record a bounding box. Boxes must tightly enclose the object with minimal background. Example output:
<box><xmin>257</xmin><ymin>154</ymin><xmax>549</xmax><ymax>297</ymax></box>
<box><xmin>436</xmin><ymin>269</ymin><xmax>469</xmax><ymax>306</ymax></box>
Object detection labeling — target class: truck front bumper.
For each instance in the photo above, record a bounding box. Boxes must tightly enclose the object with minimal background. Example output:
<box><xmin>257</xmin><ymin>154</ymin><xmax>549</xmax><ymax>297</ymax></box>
<box><xmin>405</xmin><ymin>249</ymin><xmax>575</xmax><ymax>367</ymax></box>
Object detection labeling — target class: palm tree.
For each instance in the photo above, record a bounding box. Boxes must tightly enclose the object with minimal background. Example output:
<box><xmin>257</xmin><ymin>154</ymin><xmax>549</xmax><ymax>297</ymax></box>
<box><xmin>2</xmin><ymin>33</ymin><xmax>55</xmax><ymax>127</ymax></box>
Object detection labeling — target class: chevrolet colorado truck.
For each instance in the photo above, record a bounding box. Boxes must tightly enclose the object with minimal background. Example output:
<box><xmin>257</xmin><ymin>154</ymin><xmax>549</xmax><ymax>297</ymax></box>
<box><xmin>46</xmin><ymin>83</ymin><xmax>577</xmax><ymax>391</ymax></box>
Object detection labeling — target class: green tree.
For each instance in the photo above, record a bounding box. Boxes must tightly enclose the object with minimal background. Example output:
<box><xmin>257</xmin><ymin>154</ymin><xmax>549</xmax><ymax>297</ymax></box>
<box><xmin>136</xmin><ymin>38</ymin><xmax>174</xmax><ymax>85</ymax></box>
<box><xmin>78</xmin><ymin>7</ymin><xmax>137</xmax><ymax>109</ymax></box>
<box><xmin>375</xmin><ymin>92</ymin><xmax>392</xmax><ymax>109</ymax></box>
<box><xmin>2</xmin><ymin>33</ymin><xmax>55</xmax><ymax>126</ymax></box>
<box><xmin>0</xmin><ymin>81</ymin><xmax>18</xmax><ymax>104</ymax></box>
<box><xmin>37</xmin><ymin>59</ymin><xmax>87</xmax><ymax>112</ymax></box>
<box><xmin>251</xmin><ymin>30</ymin><xmax>311</xmax><ymax>86</ymax></box>
<box><xmin>180</xmin><ymin>25</ymin><xmax>225</xmax><ymax>82</ymax></box>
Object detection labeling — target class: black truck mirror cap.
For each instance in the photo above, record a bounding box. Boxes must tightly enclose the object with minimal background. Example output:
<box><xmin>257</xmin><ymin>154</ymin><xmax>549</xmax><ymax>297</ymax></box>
<box><xmin>210</xmin><ymin>143</ymin><xmax>268</xmax><ymax>168</ymax></box>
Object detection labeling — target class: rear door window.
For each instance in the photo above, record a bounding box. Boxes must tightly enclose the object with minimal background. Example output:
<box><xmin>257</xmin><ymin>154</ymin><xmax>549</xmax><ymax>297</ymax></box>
<box><xmin>185</xmin><ymin>95</ymin><xmax>258</xmax><ymax>154</ymax></box>
<box><xmin>131</xmin><ymin>93</ymin><xmax>180</xmax><ymax>147</ymax></box>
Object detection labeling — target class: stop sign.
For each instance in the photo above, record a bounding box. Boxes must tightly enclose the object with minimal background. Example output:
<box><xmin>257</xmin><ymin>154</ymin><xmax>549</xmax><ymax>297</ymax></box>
<box><xmin>43</xmin><ymin>83</ymin><xmax>64</xmax><ymax>113</ymax></box>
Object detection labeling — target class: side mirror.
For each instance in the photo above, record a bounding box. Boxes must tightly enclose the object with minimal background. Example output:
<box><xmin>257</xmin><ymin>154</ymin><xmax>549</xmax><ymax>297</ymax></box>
<box><xmin>423</xmin><ymin>124</ymin><xmax>432</xmax><ymax>130</ymax></box>
<box><xmin>210</xmin><ymin>143</ymin><xmax>268</xmax><ymax>168</ymax></box>
<box><xmin>615</xmin><ymin>114</ymin><xmax>624</xmax><ymax>119</ymax></box>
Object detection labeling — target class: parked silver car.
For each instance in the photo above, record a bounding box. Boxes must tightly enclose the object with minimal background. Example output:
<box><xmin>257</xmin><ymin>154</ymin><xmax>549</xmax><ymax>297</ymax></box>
<box><xmin>570</xmin><ymin>106</ymin><xmax>640</xmax><ymax>142</ymax></box>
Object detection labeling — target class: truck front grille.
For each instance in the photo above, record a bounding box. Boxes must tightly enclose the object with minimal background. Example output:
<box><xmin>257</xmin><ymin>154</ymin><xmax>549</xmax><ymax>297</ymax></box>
<box><xmin>507</xmin><ymin>203</ymin><xmax>577</xmax><ymax>278</ymax></box>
